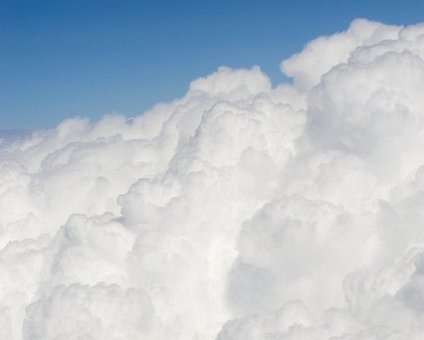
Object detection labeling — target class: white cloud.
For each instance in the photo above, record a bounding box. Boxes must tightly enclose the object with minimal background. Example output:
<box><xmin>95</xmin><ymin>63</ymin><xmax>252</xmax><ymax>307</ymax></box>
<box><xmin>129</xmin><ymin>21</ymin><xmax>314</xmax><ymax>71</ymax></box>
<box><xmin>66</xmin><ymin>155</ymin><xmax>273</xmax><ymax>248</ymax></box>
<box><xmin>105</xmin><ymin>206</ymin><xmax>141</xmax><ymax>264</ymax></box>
<box><xmin>1</xmin><ymin>19</ymin><xmax>424</xmax><ymax>339</ymax></box>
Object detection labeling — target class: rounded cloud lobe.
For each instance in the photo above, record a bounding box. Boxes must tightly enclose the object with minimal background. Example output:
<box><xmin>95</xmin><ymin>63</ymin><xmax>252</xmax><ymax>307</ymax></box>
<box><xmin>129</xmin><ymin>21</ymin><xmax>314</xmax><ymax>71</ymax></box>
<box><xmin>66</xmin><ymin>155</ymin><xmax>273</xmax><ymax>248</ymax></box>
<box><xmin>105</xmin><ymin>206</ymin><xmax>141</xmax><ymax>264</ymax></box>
<box><xmin>2</xmin><ymin>19</ymin><xmax>424</xmax><ymax>339</ymax></box>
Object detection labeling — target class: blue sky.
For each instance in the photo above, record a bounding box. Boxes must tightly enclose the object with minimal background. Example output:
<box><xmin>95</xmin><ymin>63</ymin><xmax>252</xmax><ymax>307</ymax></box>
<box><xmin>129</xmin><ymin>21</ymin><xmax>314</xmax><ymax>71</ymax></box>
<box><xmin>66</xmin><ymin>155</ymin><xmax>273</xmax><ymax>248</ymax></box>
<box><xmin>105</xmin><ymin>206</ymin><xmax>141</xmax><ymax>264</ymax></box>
<box><xmin>2</xmin><ymin>0</ymin><xmax>424</xmax><ymax>129</ymax></box>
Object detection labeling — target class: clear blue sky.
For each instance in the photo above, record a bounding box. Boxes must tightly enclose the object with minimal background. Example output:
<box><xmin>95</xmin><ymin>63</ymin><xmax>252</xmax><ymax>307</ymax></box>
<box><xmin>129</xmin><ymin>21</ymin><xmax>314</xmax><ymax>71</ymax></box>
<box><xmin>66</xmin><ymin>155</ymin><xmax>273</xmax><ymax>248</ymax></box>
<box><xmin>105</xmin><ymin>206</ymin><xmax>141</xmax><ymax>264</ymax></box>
<box><xmin>2</xmin><ymin>0</ymin><xmax>424</xmax><ymax>129</ymax></box>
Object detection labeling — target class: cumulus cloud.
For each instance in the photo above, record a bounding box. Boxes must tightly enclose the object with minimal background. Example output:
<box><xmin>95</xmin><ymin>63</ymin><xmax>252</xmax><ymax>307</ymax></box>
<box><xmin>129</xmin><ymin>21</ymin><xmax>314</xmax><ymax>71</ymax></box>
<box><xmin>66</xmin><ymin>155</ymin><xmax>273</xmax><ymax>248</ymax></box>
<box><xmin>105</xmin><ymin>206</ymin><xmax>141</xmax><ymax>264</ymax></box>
<box><xmin>2</xmin><ymin>18</ymin><xmax>424</xmax><ymax>339</ymax></box>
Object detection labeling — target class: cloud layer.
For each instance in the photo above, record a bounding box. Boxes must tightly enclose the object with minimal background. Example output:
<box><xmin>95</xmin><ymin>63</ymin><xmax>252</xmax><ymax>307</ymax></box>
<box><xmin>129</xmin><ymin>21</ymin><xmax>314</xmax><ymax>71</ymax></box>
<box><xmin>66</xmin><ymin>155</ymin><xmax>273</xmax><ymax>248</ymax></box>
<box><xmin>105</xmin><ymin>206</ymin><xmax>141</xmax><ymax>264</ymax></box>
<box><xmin>2</xmin><ymin>19</ymin><xmax>424</xmax><ymax>339</ymax></box>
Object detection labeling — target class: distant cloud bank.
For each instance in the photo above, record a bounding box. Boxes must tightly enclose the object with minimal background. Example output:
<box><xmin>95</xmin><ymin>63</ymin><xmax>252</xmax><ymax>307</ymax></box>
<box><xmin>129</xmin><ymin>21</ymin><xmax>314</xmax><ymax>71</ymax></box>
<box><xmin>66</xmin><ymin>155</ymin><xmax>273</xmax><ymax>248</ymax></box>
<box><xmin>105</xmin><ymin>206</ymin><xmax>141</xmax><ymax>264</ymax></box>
<box><xmin>2</xmin><ymin>19</ymin><xmax>424</xmax><ymax>339</ymax></box>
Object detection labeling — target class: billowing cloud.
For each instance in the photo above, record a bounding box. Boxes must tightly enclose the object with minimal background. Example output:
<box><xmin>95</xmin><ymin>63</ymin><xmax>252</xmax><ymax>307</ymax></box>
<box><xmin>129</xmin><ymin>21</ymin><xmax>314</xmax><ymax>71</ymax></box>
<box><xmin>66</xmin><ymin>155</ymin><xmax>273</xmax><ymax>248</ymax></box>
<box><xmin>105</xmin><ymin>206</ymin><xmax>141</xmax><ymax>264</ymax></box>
<box><xmin>2</xmin><ymin>18</ymin><xmax>424</xmax><ymax>339</ymax></box>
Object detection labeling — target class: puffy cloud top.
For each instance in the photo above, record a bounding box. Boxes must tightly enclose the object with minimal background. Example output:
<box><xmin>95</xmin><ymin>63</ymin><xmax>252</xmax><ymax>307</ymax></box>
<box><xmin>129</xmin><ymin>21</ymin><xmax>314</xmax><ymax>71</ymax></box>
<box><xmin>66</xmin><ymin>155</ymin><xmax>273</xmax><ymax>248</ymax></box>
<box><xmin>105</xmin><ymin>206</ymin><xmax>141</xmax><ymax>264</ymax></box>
<box><xmin>189</xmin><ymin>66</ymin><xmax>272</xmax><ymax>99</ymax></box>
<box><xmin>2</xmin><ymin>19</ymin><xmax>424</xmax><ymax>339</ymax></box>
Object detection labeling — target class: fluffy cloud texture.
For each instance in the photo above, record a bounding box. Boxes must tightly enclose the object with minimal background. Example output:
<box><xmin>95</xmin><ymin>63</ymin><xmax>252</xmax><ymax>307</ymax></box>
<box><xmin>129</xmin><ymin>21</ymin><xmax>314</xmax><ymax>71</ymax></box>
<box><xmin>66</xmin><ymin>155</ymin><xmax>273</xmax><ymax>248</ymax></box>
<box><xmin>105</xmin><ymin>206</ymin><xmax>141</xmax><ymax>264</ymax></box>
<box><xmin>2</xmin><ymin>19</ymin><xmax>424</xmax><ymax>339</ymax></box>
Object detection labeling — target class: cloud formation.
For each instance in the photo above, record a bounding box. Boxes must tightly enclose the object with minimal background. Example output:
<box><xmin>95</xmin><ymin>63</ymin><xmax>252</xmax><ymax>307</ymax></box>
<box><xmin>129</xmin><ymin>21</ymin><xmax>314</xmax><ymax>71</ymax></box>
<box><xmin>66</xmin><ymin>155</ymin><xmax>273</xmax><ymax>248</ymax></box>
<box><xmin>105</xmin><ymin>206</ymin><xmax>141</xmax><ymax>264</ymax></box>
<box><xmin>2</xmin><ymin>19</ymin><xmax>424</xmax><ymax>339</ymax></box>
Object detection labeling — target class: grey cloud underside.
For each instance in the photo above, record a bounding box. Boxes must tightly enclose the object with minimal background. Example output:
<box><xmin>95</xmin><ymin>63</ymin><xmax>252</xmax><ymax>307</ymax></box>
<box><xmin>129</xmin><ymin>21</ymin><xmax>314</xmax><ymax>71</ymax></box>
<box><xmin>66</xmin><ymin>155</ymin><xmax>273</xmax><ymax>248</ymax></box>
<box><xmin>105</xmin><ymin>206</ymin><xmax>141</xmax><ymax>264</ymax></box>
<box><xmin>2</xmin><ymin>19</ymin><xmax>424</xmax><ymax>339</ymax></box>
